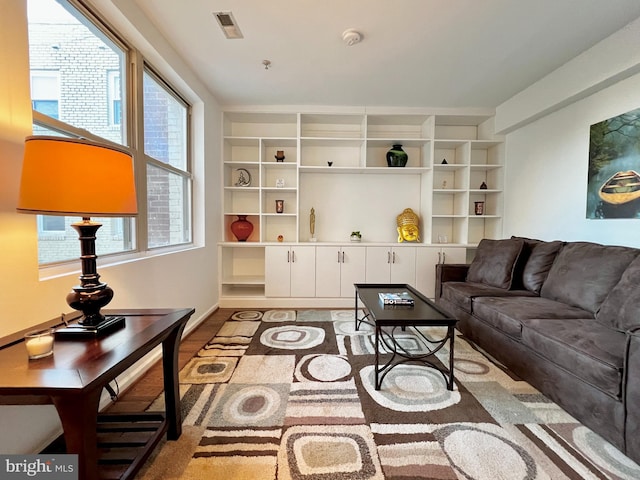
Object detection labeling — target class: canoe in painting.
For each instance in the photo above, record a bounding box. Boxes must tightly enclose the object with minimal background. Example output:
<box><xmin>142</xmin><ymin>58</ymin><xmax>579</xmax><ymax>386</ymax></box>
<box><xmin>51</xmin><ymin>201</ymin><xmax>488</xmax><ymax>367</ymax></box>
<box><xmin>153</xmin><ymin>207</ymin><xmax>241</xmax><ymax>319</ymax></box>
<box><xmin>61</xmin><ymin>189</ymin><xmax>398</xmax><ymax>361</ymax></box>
<box><xmin>599</xmin><ymin>170</ymin><xmax>640</xmax><ymax>205</ymax></box>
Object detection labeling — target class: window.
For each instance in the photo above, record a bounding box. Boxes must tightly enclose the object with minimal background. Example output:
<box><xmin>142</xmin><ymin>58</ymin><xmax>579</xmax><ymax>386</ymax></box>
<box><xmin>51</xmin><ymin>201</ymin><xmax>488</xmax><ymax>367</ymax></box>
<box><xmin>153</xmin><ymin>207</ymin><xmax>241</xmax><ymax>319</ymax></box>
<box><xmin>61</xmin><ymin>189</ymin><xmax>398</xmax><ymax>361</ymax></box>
<box><xmin>27</xmin><ymin>0</ymin><xmax>192</xmax><ymax>265</ymax></box>
<box><xmin>39</xmin><ymin>216</ymin><xmax>65</xmax><ymax>233</ymax></box>
<box><xmin>143</xmin><ymin>68</ymin><xmax>192</xmax><ymax>248</ymax></box>
<box><xmin>30</xmin><ymin>71</ymin><xmax>60</xmax><ymax>119</ymax></box>
<box><xmin>107</xmin><ymin>70</ymin><xmax>122</xmax><ymax>126</ymax></box>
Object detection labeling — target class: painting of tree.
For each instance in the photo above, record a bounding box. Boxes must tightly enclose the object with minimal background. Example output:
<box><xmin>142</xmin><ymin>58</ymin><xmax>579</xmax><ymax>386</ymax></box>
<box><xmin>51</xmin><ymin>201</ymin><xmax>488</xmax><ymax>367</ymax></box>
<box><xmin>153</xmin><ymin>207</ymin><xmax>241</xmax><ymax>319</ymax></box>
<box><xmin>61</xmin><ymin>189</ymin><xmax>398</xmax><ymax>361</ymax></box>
<box><xmin>587</xmin><ymin>108</ymin><xmax>640</xmax><ymax>218</ymax></box>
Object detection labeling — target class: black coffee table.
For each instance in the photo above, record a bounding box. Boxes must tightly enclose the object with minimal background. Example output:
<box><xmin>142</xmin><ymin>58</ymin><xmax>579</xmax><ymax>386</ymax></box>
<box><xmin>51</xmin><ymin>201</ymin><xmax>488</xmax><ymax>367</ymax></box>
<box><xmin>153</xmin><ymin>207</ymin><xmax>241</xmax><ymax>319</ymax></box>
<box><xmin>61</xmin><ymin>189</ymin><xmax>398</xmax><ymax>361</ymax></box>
<box><xmin>354</xmin><ymin>283</ymin><xmax>457</xmax><ymax>391</ymax></box>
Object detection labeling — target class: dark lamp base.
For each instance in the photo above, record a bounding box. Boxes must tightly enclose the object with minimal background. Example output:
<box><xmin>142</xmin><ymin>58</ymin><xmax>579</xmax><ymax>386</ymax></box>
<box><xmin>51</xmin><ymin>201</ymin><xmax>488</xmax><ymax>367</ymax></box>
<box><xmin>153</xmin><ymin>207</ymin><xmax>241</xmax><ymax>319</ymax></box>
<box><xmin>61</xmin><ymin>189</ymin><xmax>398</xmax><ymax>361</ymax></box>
<box><xmin>61</xmin><ymin>219</ymin><xmax>126</xmax><ymax>338</ymax></box>
<box><xmin>55</xmin><ymin>315</ymin><xmax>126</xmax><ymax>338</ymax></box>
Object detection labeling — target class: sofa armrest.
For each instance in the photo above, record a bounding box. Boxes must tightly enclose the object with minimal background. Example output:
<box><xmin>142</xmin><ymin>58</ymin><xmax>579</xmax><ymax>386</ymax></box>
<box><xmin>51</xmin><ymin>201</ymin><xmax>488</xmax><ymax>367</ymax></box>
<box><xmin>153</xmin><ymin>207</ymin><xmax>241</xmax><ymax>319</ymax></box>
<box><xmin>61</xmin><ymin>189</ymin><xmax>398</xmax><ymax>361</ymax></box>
<box><xmin>624</xmin><ymin>329</ymin><xmax>640</xmax><ymax>458</ymax></box>
<box><xmin>435</xmin><ymin>263</ymin><xmax>470</xmax><ymax>300</ymax></box>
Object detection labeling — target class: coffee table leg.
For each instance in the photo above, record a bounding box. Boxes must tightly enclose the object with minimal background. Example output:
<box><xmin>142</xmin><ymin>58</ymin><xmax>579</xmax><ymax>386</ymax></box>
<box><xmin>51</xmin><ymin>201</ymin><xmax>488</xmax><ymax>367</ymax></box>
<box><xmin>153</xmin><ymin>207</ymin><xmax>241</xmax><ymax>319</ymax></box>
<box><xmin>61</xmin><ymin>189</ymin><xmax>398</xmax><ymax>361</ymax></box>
<box><xmin>448</xmin><ymin>325</ymin><xmax>455</xmax><ymax>390</ymax></box>
<box><xmin>375</xmin><ymin>324</ymin><xmax>380</xmax><ymax>390</ymax></box>
<box><xmin>354</xmin><ymin>287</ymin><xmax>359</xmax><ymax>331</ymax></box>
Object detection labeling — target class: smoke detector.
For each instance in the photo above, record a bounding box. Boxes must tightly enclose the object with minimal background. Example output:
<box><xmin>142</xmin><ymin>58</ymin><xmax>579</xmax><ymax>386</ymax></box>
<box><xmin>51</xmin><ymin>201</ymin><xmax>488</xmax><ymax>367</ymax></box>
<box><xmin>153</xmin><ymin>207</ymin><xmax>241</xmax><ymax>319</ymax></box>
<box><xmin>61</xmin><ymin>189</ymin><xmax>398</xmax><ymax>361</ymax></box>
<box><xmin>214</xmin><ymin>11</ymin><xmax>243</xmax><ymax>39</ymax></box>
<box><xmin>342</xmin><ymin>29</ymin><xmax>363</xmax><ymax>46</ymax></box>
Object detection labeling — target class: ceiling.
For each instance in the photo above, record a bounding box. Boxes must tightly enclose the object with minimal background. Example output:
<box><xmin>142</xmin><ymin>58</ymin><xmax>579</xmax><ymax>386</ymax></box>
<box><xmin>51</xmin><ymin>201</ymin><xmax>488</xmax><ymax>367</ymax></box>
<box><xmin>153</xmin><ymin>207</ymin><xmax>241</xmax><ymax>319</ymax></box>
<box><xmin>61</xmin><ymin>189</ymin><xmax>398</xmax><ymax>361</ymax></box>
<box><xmin>133</xmin><ymin>0</ymin><xmax>640</xmax><ymax>109</ymax></box>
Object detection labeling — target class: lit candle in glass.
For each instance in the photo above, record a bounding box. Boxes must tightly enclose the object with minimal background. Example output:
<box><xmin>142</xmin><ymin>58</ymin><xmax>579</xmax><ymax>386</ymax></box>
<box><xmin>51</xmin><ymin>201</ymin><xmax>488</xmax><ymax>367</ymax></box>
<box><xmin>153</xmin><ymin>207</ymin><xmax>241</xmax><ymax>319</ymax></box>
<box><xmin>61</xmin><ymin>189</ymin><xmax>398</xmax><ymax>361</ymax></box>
<box><xmin>24</xmin><ymin>329</ymin><xmax>54</xmax><ymax>360</ymax></box>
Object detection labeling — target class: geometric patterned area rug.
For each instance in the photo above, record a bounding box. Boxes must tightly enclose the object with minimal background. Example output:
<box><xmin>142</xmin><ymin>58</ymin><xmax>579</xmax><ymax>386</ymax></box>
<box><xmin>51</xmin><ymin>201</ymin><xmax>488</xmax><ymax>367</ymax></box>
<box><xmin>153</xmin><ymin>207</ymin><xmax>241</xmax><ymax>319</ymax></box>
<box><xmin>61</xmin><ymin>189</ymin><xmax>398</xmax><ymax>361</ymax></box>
<box><xmin>138</xmin><ymin>309</ymin><xmax>640</xmax><ymax>480</ymax></box>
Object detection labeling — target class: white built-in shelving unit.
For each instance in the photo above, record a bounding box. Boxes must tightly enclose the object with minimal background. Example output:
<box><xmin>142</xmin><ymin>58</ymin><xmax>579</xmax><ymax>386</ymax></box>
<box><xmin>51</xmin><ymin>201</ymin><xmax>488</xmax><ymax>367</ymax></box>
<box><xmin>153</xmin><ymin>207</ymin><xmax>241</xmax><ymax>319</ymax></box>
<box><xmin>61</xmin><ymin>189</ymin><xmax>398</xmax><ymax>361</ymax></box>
<box><xmin>220</xmin><ymin>109</ymin><xmax>504</xmax><ymax>304</ymax></box>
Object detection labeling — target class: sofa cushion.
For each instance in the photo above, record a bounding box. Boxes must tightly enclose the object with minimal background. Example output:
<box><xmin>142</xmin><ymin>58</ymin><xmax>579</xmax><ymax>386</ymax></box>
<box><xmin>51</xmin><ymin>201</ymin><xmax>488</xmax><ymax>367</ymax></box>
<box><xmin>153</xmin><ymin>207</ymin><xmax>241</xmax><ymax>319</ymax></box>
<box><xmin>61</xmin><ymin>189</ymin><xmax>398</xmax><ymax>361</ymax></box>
<box><xmin>540</xmin><ymin>242</ymin><xmax>639</xmax><ymax>314</ymax></box>
<box><xmin>441</xmin><ymin>281</ymin><xmax>536</xmax><ymax>313</ymax></box>
<box><xmin>473</xmin><ymin>296</ymin><xmax>592</xmax><ymax>340</ymax></box>
<box><xmin>466</xmin><ymin>238</ymin><xmax>524</xmax><ymax>289</ymax></box>
<box><xmin>597</xmin><ymin>255</ymin><xmax>640</xmax><ymax>331</ymax></box>
<box><xmin>521</xmin><ymin>319</ymin><xmax>625</xmax><ymax>399</ymax></box>
<box><xmin>509</xmin><ymin>237</ymin><xmax>541</xmax><ymax>290</ymax></box>
<box><xmin>521</xmin><ymin>240</ymin><xmax>564</xmax><ymax>294</ymax></box>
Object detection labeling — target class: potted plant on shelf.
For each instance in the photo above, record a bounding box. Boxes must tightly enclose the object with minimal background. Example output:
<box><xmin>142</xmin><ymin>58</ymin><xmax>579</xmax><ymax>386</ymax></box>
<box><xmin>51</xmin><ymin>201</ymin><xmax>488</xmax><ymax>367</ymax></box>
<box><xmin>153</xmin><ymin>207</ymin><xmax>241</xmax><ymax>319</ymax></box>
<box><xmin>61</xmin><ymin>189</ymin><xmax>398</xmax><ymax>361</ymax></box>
<box><xmin>350</xmin><ymin>231</ymin><xmax>362</xmax><ymax>242</ymax></box>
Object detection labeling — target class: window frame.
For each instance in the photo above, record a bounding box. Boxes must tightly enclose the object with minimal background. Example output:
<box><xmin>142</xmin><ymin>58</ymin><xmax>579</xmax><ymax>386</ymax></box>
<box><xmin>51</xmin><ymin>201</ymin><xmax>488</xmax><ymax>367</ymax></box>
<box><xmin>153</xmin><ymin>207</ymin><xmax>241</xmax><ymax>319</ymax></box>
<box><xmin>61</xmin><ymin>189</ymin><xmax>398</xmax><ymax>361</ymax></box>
<box><xmin>141</xmin><ymin>64</ymin><xmax>193</xmax><ymax>250</ymax></box>
<box><xmin>28</xmin><ymin>0</ymin><xmax>194</xmax><ymax>267</ymax></box>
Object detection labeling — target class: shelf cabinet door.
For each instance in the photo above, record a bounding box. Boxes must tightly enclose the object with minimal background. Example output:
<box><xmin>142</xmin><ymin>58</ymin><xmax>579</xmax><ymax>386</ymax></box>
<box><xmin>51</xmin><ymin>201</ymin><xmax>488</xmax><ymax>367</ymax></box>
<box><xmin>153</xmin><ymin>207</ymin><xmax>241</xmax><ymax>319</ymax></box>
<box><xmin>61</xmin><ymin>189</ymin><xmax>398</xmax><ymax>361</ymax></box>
<box><xmin>440</xmin><ymin>246</ymin><xmax>466</xmax><ymax>265</ymax></box>
<box><xmin>316</xmin><ymin>246</ymin><xmax>341</xmax><ymax>297</ymax></box>
<box><xmin>415</xmin><ymin>247</ymin><xmax>441</xmax><ymax>298</ymax></box>
<box><xmin>339</xmin><ymin>246</ymin><xmax>366</xmax><ymax>297</ymax></box>
<box><xmin>365</xmin><ymin>246</ymin><xmax>416</xmax><ymax>285</ymax></box>
<box><xmin>265</xmin><ymin>246</ymin><xmax>316</xmax><ymax>297</ymax></box>
<box><xmin>265</xmin><ymin>246</ymin><xmax>292</xmax><ymax>297</ymax></box>
<box><xmin>416</xmin><ymin>247</ymin><xmax>467</xmax><ymax>298</ymax></box>
<box><xmin>389</xmin><ymin>247</ymin><xmax>416</xmax><ymax>285</ymax></box>
<box><xmin>365</xmin><ymin>246</ymin><xmax>392</xmax><ymax>283</ymax></box>
<box><xmin>316</xmin><ymin>246</ymin><xmax>366</xmax><ymax>297</ymax></box>
<box><xmin>291</xmin><ymin>246</ymin><xmax>316</xmax><ymax>297</ymax></box>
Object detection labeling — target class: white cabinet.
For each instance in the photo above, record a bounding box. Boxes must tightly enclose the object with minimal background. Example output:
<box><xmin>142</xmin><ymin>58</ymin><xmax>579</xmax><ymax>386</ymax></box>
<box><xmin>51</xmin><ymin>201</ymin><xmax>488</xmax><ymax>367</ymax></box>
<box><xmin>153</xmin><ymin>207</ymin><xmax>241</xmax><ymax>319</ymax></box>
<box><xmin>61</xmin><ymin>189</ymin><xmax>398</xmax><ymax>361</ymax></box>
<box><xmin>265</xmin><ymin>246</ymin><xmax>316</xmax><ymax>297</ymax></box>
<box><xmin>316</xmin><ymin>245</ymin><xmax>366</xmax><ymax>297</ymax></box>
<box><xmin>416</xmin><ymin>246</ymin><xmax>467</xmax><ymax>298</ymax></box>
<box><xmin>365</xmin><ymin>246</ymin><xmax>417</xmax><ymax>285</ymax></box>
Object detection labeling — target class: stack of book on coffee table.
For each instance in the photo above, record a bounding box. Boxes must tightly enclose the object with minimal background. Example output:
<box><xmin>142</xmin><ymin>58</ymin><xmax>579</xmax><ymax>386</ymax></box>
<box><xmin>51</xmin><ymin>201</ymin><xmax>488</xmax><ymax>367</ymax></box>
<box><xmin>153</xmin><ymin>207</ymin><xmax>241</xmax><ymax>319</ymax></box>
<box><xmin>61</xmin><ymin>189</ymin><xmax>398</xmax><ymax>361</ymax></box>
<box><xmin>378</xmin><ymin>291</ymin><xmax>415</xmax><ymax>306</ymax></box>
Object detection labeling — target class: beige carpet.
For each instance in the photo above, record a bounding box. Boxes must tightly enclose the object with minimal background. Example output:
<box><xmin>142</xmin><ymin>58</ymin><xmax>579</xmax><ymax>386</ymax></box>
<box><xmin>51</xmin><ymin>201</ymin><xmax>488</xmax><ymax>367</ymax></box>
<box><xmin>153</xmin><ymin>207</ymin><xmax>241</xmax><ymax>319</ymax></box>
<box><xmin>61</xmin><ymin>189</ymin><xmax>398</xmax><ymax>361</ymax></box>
<box><xmin>138</xmin><ymin>309</ymin><xmax>640</xmax><ymax>479</ymax></box>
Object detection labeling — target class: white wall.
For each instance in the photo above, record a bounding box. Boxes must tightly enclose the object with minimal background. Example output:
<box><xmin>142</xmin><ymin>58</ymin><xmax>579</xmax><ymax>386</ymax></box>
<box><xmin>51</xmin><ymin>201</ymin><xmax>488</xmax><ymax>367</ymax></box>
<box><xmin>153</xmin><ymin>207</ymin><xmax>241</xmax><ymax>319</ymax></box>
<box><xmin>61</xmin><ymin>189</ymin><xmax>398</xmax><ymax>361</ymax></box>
<box><xmin>0</xmin><ymin>0</ymin><xmax>221</xmax><ymax>453</ymax></box>
<box><xmin>498</xmin><ymin>17</ymin><xmax>640</xmax><ymax>247</ymax></box>
<box><xmin>495</xmin><ymin>17</ymin><xmax>640</xmax><ymax>135</ymax></box>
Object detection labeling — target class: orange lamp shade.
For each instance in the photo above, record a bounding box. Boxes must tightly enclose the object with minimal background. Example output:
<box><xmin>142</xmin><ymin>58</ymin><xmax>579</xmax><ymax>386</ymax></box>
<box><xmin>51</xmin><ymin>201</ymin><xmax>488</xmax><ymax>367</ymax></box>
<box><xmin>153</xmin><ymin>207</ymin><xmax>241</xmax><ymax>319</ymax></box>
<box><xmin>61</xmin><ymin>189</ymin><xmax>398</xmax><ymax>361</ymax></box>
<box><xmin>17</xmin><ymin>136</ymin><xmax>138</xmax><ymax>217</ymax></box>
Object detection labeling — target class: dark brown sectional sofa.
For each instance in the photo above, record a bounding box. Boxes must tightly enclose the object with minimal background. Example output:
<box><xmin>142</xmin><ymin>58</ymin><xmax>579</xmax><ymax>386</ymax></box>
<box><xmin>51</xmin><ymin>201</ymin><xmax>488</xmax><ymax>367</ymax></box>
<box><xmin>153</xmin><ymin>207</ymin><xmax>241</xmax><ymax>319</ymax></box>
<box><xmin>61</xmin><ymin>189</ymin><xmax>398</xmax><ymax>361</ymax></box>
<box><xmin>435</xmin><ymin>237</ymin><xmax>640</xmax><ymax>464</ymax></box>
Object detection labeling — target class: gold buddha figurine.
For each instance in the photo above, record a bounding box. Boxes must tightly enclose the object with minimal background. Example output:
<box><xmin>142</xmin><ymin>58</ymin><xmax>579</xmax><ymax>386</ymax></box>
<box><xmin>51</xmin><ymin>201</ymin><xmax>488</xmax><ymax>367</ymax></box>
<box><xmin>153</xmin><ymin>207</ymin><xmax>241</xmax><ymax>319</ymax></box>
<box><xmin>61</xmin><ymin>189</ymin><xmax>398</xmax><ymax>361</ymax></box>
<box><xmin>396</xmin><ymin>208</ymin><xmax>420</xmax><ymax>242</ymax></box>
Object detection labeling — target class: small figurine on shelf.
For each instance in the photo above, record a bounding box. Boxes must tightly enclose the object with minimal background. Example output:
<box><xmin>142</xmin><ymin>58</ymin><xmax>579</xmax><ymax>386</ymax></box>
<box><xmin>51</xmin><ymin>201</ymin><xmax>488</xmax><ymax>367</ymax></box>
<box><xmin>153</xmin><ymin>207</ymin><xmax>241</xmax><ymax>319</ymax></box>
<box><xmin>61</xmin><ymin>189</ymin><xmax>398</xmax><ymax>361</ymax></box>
<box><xmin>441</xmin><ymin>158</ymin><xmax>448</xmax><ymax>164</ymax></box>
<box><xmin>441</xmin><ymin>180</ymin><xmax>447</xmax><ymax>189</ymax></box>
<box><xmin>310</xmin><ymin>208</ymin><xmax>317</xmax><ymax>242</ymax></box>
<box><xmin>396</xmin><ymin>208</ymin><xmax>420</xmax><ymax>243</ymax></box>
<box><xmin>275</xmin><ymin>150</ymin><xmax>285</xmax><ymax>162</ymax></box>
<box><xmin>480</xmin><ymin>181</ymin><xmax>488</xmax><ymax>190</ymax></box>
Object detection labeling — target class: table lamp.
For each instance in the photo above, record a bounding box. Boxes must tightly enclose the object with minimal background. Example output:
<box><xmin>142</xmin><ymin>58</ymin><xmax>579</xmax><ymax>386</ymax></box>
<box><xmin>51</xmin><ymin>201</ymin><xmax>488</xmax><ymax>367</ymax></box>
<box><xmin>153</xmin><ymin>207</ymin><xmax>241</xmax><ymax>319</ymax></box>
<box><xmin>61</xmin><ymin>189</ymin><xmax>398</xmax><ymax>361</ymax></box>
<box><xmin>17</xmin><ymin>136</ymin><xmax>138</xmax><ymax>336</ymax></box>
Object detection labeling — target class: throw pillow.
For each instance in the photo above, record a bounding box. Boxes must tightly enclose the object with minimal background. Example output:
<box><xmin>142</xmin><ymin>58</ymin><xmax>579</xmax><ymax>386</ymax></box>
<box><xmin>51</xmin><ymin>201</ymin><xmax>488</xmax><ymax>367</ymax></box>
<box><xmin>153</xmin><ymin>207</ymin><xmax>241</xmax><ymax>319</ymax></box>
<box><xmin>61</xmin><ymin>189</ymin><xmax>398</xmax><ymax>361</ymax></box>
<box><xmin>466</xmin><ymin>238</ymin><xmax>524</xmax><ymax>289</ymax></box>
<box><xmin>597</xmin><ymin>254</ymin><xmax>640</xmax><ymax>331</ymax></box>
<box><xmin>509</xmin><ymin>236</ymin><xmax>540</xmax><ymax>290</ymax></box>
<box><xmin>522</xmin><ymin>240</ymin><xmax>564</xmax><ymax>294</ymax></box>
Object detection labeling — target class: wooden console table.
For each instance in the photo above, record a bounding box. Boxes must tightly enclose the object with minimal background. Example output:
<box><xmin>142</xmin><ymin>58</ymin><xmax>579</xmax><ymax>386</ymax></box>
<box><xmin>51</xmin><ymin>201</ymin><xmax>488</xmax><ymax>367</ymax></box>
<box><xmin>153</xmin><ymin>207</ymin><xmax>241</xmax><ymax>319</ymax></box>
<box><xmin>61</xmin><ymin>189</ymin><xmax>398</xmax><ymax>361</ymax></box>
<box><xmin>0</xmin><ymin>307</ymin><xmax>195</xmax><ymax>480</ymax></box>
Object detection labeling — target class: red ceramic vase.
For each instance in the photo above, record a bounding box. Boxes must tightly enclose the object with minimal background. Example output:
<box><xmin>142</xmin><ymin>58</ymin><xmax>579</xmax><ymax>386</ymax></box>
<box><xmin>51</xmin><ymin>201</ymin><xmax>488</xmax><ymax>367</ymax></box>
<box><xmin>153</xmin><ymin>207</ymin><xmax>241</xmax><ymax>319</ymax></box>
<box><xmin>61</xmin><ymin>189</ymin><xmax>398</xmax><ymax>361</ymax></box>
<box><xmin>230</xmin><ymin>215</ymin><xmax>253</xmax><ymax>241</ymax></box>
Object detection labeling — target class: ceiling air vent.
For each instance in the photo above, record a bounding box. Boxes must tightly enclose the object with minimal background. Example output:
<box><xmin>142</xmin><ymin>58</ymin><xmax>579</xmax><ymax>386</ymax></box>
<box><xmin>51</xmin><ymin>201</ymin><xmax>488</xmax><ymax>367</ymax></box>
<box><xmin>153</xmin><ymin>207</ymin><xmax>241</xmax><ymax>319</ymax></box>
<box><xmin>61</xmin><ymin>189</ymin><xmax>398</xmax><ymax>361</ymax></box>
<box><xmin>214</xmin><ymin>11</ymin><xmax>243</xmax><ymax>39</ymax></box>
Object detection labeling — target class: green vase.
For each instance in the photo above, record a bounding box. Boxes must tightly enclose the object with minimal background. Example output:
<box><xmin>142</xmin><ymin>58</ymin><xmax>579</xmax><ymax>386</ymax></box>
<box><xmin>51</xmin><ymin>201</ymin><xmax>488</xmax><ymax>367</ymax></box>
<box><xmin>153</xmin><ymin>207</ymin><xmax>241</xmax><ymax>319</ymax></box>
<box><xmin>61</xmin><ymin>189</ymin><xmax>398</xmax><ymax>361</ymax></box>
<box><xmin>386</xmin><ymin>144</ymin><xmax>408</xmax><ymax>167</ymax></box>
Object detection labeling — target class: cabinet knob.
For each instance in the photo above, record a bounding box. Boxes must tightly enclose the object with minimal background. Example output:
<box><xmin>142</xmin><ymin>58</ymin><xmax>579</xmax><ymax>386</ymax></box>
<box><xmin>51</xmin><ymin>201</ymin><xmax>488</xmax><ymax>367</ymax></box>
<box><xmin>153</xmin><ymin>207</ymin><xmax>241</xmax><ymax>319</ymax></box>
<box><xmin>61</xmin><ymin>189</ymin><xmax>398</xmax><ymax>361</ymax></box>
<box><xmin>337</xmin><ymin>251</ymin><xmax>341</xmax><ymax>263</ymax></box>
<box><xmin>442</xmin><ymin>251</ymin><xmax>446</xmax><ymax>263</ymax></box>
<box><xmin>387</xmin><ymin>251</ymin><xmax>391</xmax><ymax>264</ymax></box>
<box><xmin>287</xmin><ymin>250</ymin><xmax>290</xmax><ymax>263</ymax></box>
<box><xmin>438</xmin><ymin>251</ymin><xmax>442</xmax><ymax>264</ymax></box>
<box><xmin>392</xmin><ymin>251</ymin><xmax>396</xmax><ymax>263</ymax></box>
<box><xmin>291</xmin><ymin>250</ymin><xmax>296</xmax><ymax>263</ymax></box>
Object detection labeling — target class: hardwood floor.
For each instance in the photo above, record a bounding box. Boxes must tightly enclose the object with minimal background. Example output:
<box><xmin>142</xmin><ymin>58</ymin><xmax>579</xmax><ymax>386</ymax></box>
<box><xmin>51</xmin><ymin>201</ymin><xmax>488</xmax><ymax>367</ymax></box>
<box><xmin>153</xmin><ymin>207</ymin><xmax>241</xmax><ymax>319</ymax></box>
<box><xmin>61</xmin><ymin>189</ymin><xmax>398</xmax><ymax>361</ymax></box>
<box><xmin>104</xmin><ymin>307</ymin><xmax>234</xmax><ymax>414</ymax></box>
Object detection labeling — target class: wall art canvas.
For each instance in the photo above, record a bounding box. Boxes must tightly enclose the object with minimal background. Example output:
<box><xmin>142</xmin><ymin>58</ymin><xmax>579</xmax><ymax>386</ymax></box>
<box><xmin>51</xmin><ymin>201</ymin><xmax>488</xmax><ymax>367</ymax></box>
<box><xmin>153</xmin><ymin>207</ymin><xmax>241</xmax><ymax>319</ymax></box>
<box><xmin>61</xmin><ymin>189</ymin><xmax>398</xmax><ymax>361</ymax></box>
<box><xmin>587</xmin><ymin>107</ymin><xmax>640</xmax><ymax>218</ymax></box>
